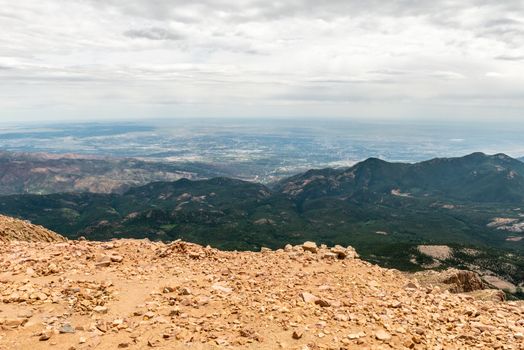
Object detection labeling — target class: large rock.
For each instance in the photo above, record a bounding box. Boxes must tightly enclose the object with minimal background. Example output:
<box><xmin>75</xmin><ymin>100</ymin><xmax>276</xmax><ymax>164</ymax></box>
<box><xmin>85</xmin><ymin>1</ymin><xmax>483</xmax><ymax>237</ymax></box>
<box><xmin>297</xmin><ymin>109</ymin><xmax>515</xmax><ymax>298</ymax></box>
<box><xmin>439</xmin><ymin>269</ymin><xmax>485</xmax><ymax>292</ymax></box>
<box><xmin>414</xmin><ymin>268</ymin><xmax>484</xmax><ymax>293</ymax></box>
<box><xmin>330</xmin><ymin>245</ymin><xmax>359</xmax><ymax>259</ymax></box>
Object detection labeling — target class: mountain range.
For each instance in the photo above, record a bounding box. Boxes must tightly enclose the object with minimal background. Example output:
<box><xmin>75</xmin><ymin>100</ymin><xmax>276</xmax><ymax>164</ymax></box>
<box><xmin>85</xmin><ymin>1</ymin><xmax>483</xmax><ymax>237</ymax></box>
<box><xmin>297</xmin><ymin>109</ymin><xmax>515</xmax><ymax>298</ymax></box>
<box><xmin>0</xmin><ymin>152</ymin><xmax>523</xmax><ymax>291</ymax></box>
<box><xmin>278</xmin><ymin>152</ymin><xmax>524</xmax><ymax>203</ymax></box>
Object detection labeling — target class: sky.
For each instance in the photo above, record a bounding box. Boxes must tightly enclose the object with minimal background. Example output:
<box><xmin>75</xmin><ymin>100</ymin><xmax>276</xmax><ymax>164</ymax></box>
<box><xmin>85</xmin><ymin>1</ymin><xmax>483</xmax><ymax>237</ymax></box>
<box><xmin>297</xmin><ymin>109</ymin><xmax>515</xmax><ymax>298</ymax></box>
<box><xmin>1</xmin><ymin>0</ymin><xmax>524</xmax><ymax>122</ymax></box>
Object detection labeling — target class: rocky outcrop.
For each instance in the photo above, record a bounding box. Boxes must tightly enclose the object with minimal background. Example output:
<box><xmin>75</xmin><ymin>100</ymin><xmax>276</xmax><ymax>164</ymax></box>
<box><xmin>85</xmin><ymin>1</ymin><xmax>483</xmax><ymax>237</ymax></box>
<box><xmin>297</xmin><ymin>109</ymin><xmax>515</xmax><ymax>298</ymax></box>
<box><xmin>414</xmin><ymin>268</ymin><xmax>485</xmax><ymax>293</ymax></box>
<box><xmin>0</xmin><ymin>215</ymin><xmax>65</xmax><ymax>243</ymax></box>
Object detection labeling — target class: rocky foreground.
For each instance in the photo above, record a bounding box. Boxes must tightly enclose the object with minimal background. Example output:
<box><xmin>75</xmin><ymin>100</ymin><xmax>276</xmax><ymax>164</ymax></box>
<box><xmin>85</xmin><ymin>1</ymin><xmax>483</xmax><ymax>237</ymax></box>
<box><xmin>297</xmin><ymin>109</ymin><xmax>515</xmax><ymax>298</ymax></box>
<box><xmin>0</xmin><ymin>239</ymin><xmax>523</xmax><ymax>350</ymax></box>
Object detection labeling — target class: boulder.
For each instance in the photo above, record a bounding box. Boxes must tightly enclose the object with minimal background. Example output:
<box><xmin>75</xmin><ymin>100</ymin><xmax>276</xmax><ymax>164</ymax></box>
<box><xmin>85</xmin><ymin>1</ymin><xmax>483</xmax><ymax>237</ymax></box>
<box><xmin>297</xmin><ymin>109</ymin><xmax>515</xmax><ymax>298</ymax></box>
<box><xmin>302</xmin><ymin>241</ymin><xmax>318</xmax><ymax>253</ymax></box>
<box><xmin>330</xmin><ymin>245</ymin><xmax>359</xmax><ymax>259</ymax></box>
<box><xmin>440</xmin><ymin>269</ymin><xmax>484</xmax><ymax>292</ymax></box>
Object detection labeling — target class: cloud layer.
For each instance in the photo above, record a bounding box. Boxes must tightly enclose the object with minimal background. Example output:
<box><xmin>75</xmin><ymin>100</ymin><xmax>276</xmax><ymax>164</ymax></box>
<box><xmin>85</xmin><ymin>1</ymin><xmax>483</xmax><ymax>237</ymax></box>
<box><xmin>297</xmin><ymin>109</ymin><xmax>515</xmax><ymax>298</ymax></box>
<box><xmin>1</xmin><ymin>0</ymin><xmax>523</xmax><ymax>121</ymax></box>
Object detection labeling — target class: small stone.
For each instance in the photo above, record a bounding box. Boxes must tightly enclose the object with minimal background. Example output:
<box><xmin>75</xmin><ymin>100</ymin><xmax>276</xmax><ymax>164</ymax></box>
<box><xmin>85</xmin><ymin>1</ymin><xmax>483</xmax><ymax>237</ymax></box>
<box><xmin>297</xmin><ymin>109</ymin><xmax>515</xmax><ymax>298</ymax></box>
<box><xmin>95</xmin><ymin>255</ymin><xmax>112</xmax><ymax>267</ymax></box>
<box><xmin>110</xmin><ymin>255</ymin><xmax>124</xmax><ymax>263</ymax></box>
<box><xmin>302</xmin><ymin>241</ymin><xmax>318</xmax><ymax>253</ymax></box>
<box><xmin>348</xmin><ymin>331</ymin><xmax>366</xmax><ymax>339</ymax></box>
<box><xmin>375</xmin><ymin>330</ymin><xmax>392</xmax><ymax>341</ymax></box>
<box><xmin>4</xmin><ymin>318</ymin><xmax>27</xmax><ymax>327</ymax></box>
<box><xmin>178</xmin><ymin>287</ymin><xmax>191</xmax><ymax>295</ymax></box>
<box><xmin>404</xmin><ymin>282</ymin><xmax>419</xmax><ymax>290</ymax></box>
<box><xmin>212</xmin><ymin>283</ymin><xmax>232</xmax><ymax>293</ymax></box>
<box><xmin>322</xmin><ymin>252</ymin><xmax>338</xmax><ymax>259</ymax></box>
<box><xmin>315</xmin><ymin>298</ymin><xmax>331</xmax><ymax>307</ymax></box>
<box><xmin>93</xmin><ymin>306</ymin><xmax>108</xmax><ymax>314</ymax></box>
<box><xmin>330</xmin><ymin>245</ymin><xmax>348</xmax><ymax>258</ymax></box>
<box><xmin>334</xmin><ymin>314</ymin><xmax>349</xmax><ymax>321</ymax></box>
<box><xmin>188</xmin><ymin>252</ymin><xmax>201</xmax><ymax>259</ymax></box>
<box><xmin>239</xmin><ymin>328</ymin><xmax>259</xmax><ymax>339</ymax></box>
<box><xmin>59</xmin><ymin>324</ymin><xmax>76</xmax><ymax>334</ymax></box>
<box><xmin>39</xmin><ymin>330</ymin><xmax>53</xmax><ymax>341</ymax></box>
<box><xmin>471</xmin><ymin>322</ymin><xmax>495</xmax><ymax>332</ymax></box>
<box><xmin>97</xmin><ymin>322</ymin><xmax>108</xmax><ymax>333</ymax></box>
<box><xmin>368</xmin><ymin>280</ymin><xmax>379</xmax><ymax>288</ymax></box>
<box><xmin>112</xmin><ymin>319</ymin><xmax>124</xmax><ymax>327</ymax></box>
<box><xmin>300</xmin><ymin>292</ymin><xmax>319</xmax><ymax>303</ymax></box>
<box><xmin>48</xmin><ymin>263</ymin><xmax>59</xmax><ymax>274</ymax></box>
<box><xmin>148</xmin><ymin>337</ymin><xmax>162</xmax><ymax>347</ymax></box>
<box><xmin>36</xmin><ymin>292</ymin><xmax>48</xmax><ymax>301</ymax></box>
<box><xmin>168</xmin><ymin>307</ymin><xmax>181</xmax><ymax>316</ymax></box>
<box><xmin>292</xmin><ymin>329</ymin><xmax>303</xmax><ymax>339</ymax></box>
<box><xmin>144</xmin><ymin>311</ymin><xmax>155</xmax><ymax>320</ymax></box>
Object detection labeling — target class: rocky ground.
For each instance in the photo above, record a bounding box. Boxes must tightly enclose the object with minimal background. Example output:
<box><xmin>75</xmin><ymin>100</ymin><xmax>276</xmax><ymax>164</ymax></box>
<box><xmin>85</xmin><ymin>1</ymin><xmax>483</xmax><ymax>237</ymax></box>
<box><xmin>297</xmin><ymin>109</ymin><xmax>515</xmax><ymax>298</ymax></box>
<box><xmin>0</xmin><ymin>238</ymin><xmax>523</xmax><ymax>350</ymax></box>
<box><xmin>0</xmin><ymin>215</ymin><xmax>66</xmax><ymax>243</ymax></box>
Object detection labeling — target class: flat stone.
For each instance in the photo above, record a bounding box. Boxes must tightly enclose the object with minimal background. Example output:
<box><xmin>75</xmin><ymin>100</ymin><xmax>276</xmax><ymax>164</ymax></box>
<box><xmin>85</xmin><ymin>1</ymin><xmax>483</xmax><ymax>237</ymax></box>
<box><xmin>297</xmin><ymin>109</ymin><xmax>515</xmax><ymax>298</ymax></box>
<box><xmin>212</xmin><ymin>284</ymin><xmax>232</xmax><ymax>293</ymax></box>
<box><xmin>93</xmin><ymin>306</ymin><xmax>108</xmax><ymax>314</ymax></box>
<box><xmin>348</xmin><ymin>331</ymin><xmax>366</xmax><ymax>339</ymax></box>
<box><xmin>110</xmin><ymin>255</ymin><xmax>124</xmax><ymax>263</ymax></box>
<box><xmin>59</xmin><ymin>323</ymin><xmax>76</xmax><ymax>334</ymax></box>
<box><xmin>39</xmin><ymin>330</ymin><xmax>53</xmax><ymax>341</ymax></box>
<box><xmin>17</xmin><ymin>310</ymin><xmax>33</xmax><ymax>318</ymax></box>
<box><xmin>300</xmin><ymin>292</ymin><xmax>319</xmax><ymax>303</ymax></box>
<box><xmin>375</xmin><ymin>329</ymin><xmax>392</xmax><ymax>341</ymax></box>
<box><xmin>4</xmin><ymin>318</ymin><xmax>27</xmax><ymax>327</ymax></box>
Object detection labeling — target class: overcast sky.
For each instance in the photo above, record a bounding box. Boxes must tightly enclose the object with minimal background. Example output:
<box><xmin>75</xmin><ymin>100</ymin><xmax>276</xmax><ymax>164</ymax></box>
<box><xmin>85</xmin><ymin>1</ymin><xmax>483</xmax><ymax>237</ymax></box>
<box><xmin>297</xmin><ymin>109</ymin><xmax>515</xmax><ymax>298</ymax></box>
<box><xmin>1</xmin><ymin>0</ymin><xmax>523</xmax><ymax>122</ymax></box>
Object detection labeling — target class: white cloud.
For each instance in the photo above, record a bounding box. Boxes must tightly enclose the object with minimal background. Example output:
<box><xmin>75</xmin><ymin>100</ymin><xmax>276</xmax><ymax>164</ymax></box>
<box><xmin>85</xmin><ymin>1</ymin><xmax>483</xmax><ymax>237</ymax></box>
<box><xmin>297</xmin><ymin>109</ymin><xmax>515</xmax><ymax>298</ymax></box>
<box><xmin>0</xmin><ymin>0</ymin><xmax>523</xmax><ymax>121</ymax></box>
<box><xmin>485</xmin><ymin>72</ymin><xmax>504</xmax><ymax>78</ymax></box>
